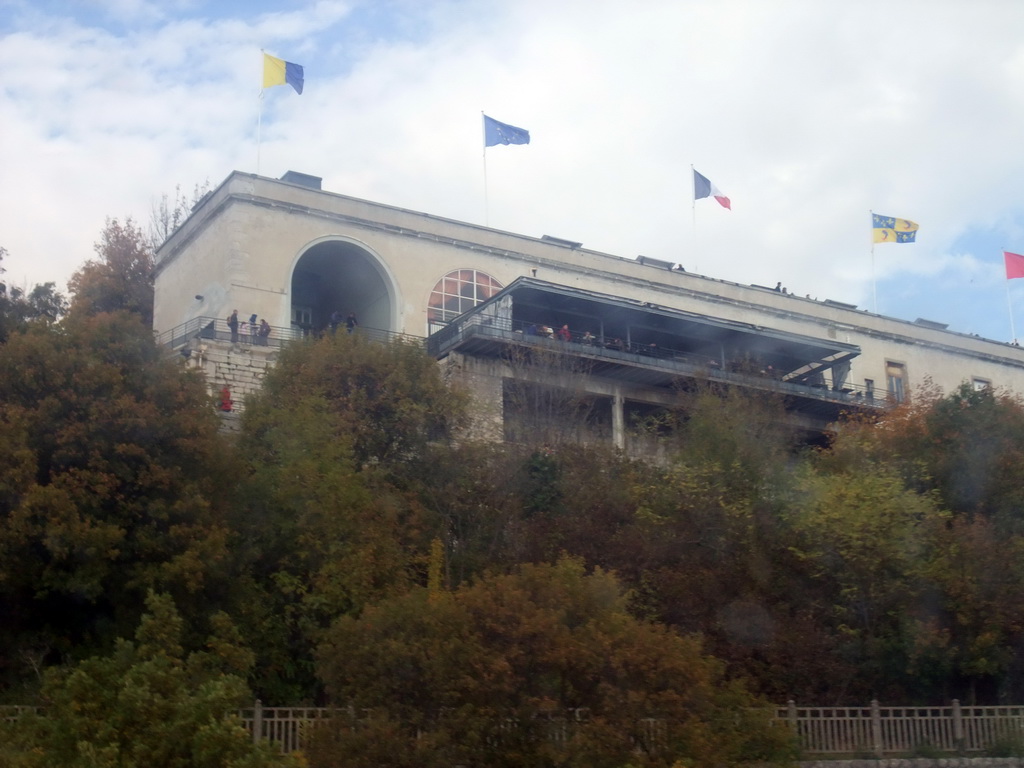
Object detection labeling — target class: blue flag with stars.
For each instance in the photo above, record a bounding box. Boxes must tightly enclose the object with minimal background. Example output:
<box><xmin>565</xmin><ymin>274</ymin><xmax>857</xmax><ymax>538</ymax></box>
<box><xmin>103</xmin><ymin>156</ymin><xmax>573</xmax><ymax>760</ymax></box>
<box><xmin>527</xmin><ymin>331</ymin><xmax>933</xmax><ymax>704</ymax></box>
<box><xmin>484</xmin><ymin>114</ymin><xmax>530</xmax><ymax>147</ymax></box>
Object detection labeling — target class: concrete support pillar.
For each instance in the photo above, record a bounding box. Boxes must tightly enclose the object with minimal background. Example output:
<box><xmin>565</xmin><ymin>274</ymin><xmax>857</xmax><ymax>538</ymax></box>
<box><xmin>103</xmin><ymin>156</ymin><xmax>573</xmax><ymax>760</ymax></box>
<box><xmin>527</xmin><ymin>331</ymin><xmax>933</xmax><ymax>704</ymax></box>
<box><xmin>612</xmin><ymin>390</ymin><xmax>625</xmax><ymax>450</ymax></box>
<box><xmin>448</xmin><ymin>353</ymin><xmax>505</xmax><ymax>443</ymax></box>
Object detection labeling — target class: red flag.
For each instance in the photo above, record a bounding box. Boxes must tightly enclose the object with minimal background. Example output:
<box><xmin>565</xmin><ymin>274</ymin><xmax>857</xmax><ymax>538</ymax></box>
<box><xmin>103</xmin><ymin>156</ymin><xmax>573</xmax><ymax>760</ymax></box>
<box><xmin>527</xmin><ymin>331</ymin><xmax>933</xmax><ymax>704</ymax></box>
<box><xmin>1006</xmin><ymin>251</ymin><xmax>1024</xmax><ymax>279</ymax></box>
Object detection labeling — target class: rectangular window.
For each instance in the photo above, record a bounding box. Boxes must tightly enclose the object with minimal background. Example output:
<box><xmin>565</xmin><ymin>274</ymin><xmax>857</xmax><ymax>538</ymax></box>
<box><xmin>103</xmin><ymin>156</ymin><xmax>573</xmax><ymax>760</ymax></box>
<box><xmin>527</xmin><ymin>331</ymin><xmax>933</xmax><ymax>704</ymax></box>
<box><xmin>973</xmin><ymin>378</ymin><xmax>991</xmax><ymax>391</ymax></box>
<box><xmin>865</xmin><ymin>378</ymin><xmax>874</xmax><ymax>400</ymax></box>
<box><xmin>886</xmin><ymin>362</ymin><xmax>906</xmax><ymax>403</ymax></box>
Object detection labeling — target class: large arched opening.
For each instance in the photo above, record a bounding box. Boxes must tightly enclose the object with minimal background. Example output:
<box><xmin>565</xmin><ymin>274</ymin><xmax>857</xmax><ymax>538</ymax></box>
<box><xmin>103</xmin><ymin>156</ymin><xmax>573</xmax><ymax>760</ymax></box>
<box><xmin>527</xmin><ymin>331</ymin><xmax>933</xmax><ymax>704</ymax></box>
<box><xmin>289</xmin><ymin>238</ymin><xmax>395</xmax><ymax>336</ymax></box>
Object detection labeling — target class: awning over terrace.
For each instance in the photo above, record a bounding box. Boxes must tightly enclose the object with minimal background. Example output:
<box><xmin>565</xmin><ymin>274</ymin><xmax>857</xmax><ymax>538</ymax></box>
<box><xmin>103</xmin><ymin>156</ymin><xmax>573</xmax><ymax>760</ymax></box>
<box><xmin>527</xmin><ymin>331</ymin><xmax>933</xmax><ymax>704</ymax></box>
<box><xmin>427</xmin><ymin>277</ymin><xmax>885</xmax><ymax>422</ymax></box>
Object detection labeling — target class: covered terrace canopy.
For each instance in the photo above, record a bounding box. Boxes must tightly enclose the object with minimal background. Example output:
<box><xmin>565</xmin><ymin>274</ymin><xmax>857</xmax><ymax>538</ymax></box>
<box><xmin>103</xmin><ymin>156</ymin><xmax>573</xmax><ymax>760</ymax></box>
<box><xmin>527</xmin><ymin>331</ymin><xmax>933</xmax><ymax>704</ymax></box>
<box><xmin>429</xmin><ymin>277</ymin><xmax>860</xmax><ymax>383</ymax></box>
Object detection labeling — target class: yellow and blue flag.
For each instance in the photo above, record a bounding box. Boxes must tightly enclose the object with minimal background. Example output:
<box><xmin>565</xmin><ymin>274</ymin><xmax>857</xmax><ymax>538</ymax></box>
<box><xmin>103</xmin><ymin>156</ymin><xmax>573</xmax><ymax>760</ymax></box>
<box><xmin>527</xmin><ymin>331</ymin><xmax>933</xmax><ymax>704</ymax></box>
<box><xmin>872</xmin><ymin>213</ymin><xmax>918</xmax><ymax>243</ymax></box>
<box><xmin>263</xmin><ymin>53</ymin><xmax>304</xmax><ymax>95</ymax></box>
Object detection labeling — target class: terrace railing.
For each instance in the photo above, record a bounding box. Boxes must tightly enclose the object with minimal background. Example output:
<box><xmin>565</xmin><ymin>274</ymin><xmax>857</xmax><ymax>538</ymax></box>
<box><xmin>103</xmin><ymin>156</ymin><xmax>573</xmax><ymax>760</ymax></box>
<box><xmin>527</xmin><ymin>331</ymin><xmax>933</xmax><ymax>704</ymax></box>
<box><xmin>155</xmin><ymin>316</ymin><xmax>419</xmax><ymax>353</ymax></box>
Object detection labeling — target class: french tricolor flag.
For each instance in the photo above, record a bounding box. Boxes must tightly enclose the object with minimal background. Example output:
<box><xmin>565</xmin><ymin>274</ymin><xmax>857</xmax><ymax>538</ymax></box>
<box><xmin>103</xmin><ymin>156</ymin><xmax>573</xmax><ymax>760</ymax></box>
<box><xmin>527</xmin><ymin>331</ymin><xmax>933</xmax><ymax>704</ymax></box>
<box><xmin>693</xmin><ymin>168</ymin><xmax>731</xmax><ymax>210</ymax></box>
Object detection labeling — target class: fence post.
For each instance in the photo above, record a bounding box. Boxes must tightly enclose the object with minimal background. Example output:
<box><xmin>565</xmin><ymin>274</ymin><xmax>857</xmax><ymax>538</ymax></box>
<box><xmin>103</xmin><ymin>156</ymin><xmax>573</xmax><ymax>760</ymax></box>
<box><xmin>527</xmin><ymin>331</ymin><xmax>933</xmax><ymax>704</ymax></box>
<box><xmin>871</xmin><ymin>699</ymin><xmax>883</xmax><ymax>757</ymax></box>
<box><xmin>252</xmin><ymin>699</ymin><xmax>263</xmax><ymax>745</ymax></box>
<box><xmin>952</xmin><ymin>699</ymin><xmax>964</xmax><ymax>755</ymax></box>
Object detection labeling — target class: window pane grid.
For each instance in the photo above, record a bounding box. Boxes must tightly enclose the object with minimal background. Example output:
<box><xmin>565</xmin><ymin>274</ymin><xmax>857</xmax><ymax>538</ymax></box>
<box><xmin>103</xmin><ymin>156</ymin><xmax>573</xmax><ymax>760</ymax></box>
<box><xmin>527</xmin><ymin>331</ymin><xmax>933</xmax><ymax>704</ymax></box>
<box><xmin>428</xmin><ymin>269</ymin><xmax>504</xmax><ymax>331</ymax></box>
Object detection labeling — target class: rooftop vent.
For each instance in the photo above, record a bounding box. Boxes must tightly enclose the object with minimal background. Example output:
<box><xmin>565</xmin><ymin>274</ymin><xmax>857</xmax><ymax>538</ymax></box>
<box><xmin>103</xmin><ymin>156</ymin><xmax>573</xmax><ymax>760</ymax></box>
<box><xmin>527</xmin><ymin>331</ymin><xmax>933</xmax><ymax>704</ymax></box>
<box><xmin>637</xmin><ymin>255</ymin><xmax>675</xmax><ymax>270</ymax></box>
<box><xmin>824</xmin><ymin>299</ymin><xmax>858</xmax><ymax>310</ymax></box>
<box><xmin>541</xmin><ymin>234</ymin><xmax>582</xmax><ymax>249</ymax></box>
<box><xmin>914</xmin><ymin>318</ymin><xmax>949</xmax><ymax>330</ymax></box>
<box><xmin>280</xmin><ymin>171</ymin><xmax>322</xmax><ymax>190</ymax></box>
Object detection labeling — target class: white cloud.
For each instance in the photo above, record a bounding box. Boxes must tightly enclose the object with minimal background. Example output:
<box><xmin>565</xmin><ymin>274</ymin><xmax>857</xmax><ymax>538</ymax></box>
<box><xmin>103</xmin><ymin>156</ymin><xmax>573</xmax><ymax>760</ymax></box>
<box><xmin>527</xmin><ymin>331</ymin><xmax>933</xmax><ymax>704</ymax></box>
<box><xmin>4</xmin><ymin>0</ymin><xmax>1024</xmax><ymax>339</ymax></box>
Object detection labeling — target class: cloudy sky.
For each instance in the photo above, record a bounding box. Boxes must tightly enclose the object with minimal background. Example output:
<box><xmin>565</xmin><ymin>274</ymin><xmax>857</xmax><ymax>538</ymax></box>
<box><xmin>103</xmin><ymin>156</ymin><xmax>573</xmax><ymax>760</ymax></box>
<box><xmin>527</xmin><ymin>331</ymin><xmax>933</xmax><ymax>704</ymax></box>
<box><xmin>4</xmin><ymin>0</ymin><xmax>1024</xmax><ymax>341</ymax></box>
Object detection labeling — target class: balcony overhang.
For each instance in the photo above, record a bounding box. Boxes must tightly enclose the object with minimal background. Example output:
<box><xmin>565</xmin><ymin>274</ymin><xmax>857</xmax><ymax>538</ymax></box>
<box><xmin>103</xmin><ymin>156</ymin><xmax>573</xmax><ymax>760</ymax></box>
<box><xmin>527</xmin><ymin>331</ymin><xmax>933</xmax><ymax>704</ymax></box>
<box><xmin>427</xmin><ymin>277</ymin><xmax>889</xmax><ymax>422</ymax></box>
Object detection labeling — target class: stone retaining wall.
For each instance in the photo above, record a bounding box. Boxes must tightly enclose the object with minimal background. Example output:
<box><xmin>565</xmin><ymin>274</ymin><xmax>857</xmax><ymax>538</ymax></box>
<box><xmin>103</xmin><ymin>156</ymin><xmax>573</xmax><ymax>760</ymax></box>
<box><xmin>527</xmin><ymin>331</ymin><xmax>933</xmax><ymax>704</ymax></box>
<box><xmin>178</xmin><ymin>338</ymin><xmax>278</xmax><ymax>427</ymax></box>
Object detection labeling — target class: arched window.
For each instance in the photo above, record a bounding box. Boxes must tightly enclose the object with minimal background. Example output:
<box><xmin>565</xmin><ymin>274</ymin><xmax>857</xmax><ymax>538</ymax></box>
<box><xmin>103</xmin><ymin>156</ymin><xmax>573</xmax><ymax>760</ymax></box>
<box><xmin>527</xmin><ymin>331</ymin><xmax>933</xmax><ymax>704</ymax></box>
<box><xmin>427</xmin><ymin>269</ymin><xmax>503</xmax><ymax>333</ymax></box>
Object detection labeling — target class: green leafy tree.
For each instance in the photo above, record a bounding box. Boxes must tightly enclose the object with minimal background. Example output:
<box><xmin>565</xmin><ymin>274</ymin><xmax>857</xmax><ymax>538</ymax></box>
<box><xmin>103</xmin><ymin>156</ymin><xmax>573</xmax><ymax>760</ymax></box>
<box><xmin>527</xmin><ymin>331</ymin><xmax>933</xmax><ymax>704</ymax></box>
<box><xmin>232</xmin><ymin>332</ymin><xmax>470</xmax><ymax>701</ymax></box>
<box><xmin>23</xmin><ymin>282</ymin><xmax>68</xmax><ymax>323</ymax></box>
<box><xmin>0</xmin><ymin>592</ymin><xmax>298</xmax><ymax>768</ymax></box>
<box><xmin>781</xmin><ymin>463</ymin><xmax>949</xmax><ymax>702</ymax></box>
<box><xmin>0</xmin><ymin>246</ymin><xmax>28</xmax><ymax>342</ymax></box>
<box><xmin>0</xmin><ymin>248</ymin><xmax>68</xmax><ymax>341</ymax></box>
<box><xmin>68</xmin><ymin>218</ymin><xmax>154</xmax><ymax>326</ymax></box>
<box><xmin>0</xmin><ymin>311</ymin><xmax>235</xmax><ymax>689</ymax></box>
<box><xmin>922</xmin><ymin>514</ymin><xmax>1024</xmax><ymax>703</ymax></box>
<box><xmin>663</xmin><ymin>381</ymin><xmax>798</xmax><ymax>502</ymax></box>
<box><xmin>885</xmin><ymin>384</ymin><xmax>1024</xmax><ymax>528</ymax></box>
<box><xmin>245</xmin><ymin>332</ymin><xmax>469</xmax><ymax>471</ymax></box>
<box><xmin>819</xmin><ymin>384</ymin><xmax>1024</xmax><ymax>701</ymax></box>
<box><xmin>312</xmin><ymin>558</ymin><xmax>795</xmax><ymax>768</ymax></box>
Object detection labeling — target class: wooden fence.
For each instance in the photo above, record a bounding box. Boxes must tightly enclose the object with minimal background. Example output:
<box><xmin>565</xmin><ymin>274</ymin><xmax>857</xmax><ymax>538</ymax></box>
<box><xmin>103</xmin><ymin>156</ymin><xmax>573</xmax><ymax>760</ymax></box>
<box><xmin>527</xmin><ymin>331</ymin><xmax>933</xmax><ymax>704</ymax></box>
<box><xmin>237</xmin><ymin>700</ymin><xmax>1024</xmax><ymax>756</ymax></box>
<box><xmin>240</xmin><ymin>703</ymin><xmax>338</xmax><ymax>754</ymax></box>
<box><xmin>8</xmin><ymin>700</ymin><xmax>1024</xmax><ymax>756</ymax></box>
<box><xmin>775</xmin><ymin>701</ymin><xmax>1024</xmax><ymax>756</ymax></box>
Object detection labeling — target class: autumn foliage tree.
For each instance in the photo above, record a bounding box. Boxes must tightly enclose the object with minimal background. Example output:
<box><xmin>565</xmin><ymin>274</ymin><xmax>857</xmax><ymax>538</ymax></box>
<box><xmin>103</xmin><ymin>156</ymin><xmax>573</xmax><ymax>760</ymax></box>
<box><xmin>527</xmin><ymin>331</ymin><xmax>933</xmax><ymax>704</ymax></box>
<box><xmin>68</xmin><ymin>217</ymin><xmax>154</xmax><ymax>326</ymax></box>
<box><xmin>312</xmin><ymin>558</ymin><xmax>794</xmax><ymax>768</ymax></box>
<box><xmin>0</xmin><ymin>311</ymin><xmax>234</xmax><ymax>690</ymax></box>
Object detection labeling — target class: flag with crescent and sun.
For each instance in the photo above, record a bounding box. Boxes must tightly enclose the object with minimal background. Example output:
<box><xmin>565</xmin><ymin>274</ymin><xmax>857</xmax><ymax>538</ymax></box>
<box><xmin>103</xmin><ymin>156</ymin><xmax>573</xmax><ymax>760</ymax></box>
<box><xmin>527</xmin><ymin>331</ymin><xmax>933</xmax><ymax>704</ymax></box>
<box><xmin>872</xmin><ymin>213</ymin><xmax>918</xmax><ymax>243</ymax></box>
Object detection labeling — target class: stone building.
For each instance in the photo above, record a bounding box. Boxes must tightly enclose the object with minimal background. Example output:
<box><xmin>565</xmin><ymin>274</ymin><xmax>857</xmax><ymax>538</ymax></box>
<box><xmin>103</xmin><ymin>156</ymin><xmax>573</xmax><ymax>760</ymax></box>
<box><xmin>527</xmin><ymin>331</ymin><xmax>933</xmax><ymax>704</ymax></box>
<box><xmin>153</xmin><ymin>170</ymin><xmax>1024</xmax><ymax>448</ymax></box>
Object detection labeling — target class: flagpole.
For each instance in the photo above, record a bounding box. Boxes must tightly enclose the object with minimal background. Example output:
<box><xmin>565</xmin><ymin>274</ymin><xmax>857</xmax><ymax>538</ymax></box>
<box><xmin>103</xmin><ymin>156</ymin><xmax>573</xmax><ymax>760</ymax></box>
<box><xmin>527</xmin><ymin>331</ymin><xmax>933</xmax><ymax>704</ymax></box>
<box><xmin>1007</xmin><ymin>248</ymin><xmax>1018</xmax><ymax>343</ymax></box>
<box><xmin>257</xmin><ymin>50</ymin><xmax>265</xmax><ymax>175</ymax></box>
<box><xmin>871</xmin><ymin>244</ymin><xmax>877</xmax><ymax>313</ymax></box>
<box><xmin>870</xmin><ymin>210</ymin><xmax>877</xmax><ymax>313</ymax></box>
<box><xmin>257</xmin><ymin>91</ymin><xmax>264</xmax><ymax>175</ymax></box>
<box><xmin>691</xmin><ymin>165</ymin><xmax>698</xmax><ymax>274</ymax></box>
<box><xmin>482</xmin><ymin>112</ymin><xmax>490</xmax><ymax>226</ymax></box>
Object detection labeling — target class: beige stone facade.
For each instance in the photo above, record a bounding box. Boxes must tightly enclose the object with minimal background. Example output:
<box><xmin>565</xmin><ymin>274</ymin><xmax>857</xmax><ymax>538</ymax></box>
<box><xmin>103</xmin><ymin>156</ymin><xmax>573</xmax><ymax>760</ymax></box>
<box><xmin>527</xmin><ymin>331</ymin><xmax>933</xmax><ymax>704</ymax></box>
<box><xmin>154</xmin><ymin>170</ymin><xmax>1024</xmax><ymax>442</ymax></box>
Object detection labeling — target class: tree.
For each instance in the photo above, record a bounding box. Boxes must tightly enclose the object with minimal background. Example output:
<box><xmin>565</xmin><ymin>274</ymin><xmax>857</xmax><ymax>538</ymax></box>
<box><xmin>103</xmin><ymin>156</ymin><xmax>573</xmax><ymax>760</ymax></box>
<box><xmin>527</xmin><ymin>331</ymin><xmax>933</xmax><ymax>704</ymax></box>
<box><xmin>0</xmin><ymin>248</ymin><xmax>68</xmax><ymax>341</ymax></box>
<box><xmin>0</xmin><ymin>592</ymin><xmax>298</xmax><ymax>768</ymax></box>
<box><xmin>659</xmin><ymin>380</ymin><xmax>798</xmax><ymax>502</ymax></box>
<box><xmin>0</xmin><ymin>246</ymin><xmax>27</xmax><ymax>341</ymax></box>
<box><xmin>23</xmin><ymin>282</ymin><xmax>68</xmax><ymax>323</ymax></box>
<box><xmin>0</xmin><ymin>311</ymin><xmax>236</xmax><ymax>689</ymax></box>
<box><xmin>232</xmin><ymin>332</ymin><xmax>470</xmax><ymax>701</ymax></box>
<box><xmin>312</xmin><ymin>558</ymin><xmax>795</xmax><ymax>768</ymax></box>
<box><xmin>893</xmin><ymin>384</ymin><xmax>1024</xmax><ymax>528</ymax></box>
<box><xmin>922</xmin><ymin>514</ymin><xmax>1024</xmax><ymax>703</ymax></box>
<box><xmin>780</xmin><ymin>463</ymin><xmax>949</xmax><ymax>702</ymax></box>
<box><xmin>813</xmin><ymin>384</ymin><xmax>1024</xmax><ymax>702</ymax></box>
<box><xmin>68</xmin><ymin>218</ymin><xmax>154</xmax><ymax>326</ymax></box>
<box><xmin>148</xmin><ymin>181</ymin><xmax>211</xmax><ymax>251</ymax></box>
<box><xmin>501</xmin><ymin>345</ymin><xmax>605</xmax><ymax>446</ymax></box>
<box><xmin>244</xmin><ymin>332</ymin><xmax>469</xmax><ymax>471</ymax></box>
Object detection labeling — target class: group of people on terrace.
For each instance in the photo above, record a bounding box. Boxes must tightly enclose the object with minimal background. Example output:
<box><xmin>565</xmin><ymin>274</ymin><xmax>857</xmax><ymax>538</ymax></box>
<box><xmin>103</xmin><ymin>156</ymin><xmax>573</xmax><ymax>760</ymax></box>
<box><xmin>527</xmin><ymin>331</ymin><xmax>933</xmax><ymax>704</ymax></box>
<box><xmin>517</xmin><ymin>319</ymin><xmax>795</xmax><ymax>381</ymax></box>
<box><xmin>329</xmin><ymin>310</ymin><xmax>359</xmax><ymax>335</ymax></box>
<box><xmin>227</xmin><ymin>310</ymin><xmax>272</xmax><ymax>346</ymax></box>
<box><xmin>520</xmin><ymin>320</ymin><xmax>695</xmax><ymax>363</ymax></box>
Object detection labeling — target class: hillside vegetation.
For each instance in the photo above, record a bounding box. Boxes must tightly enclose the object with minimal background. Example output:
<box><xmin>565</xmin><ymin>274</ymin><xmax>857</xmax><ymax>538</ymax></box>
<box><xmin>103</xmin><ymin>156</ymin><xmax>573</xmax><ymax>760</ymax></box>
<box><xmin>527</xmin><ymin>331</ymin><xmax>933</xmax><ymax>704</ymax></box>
<box><xmin>3</xmin><ymin>229</ymin><xmax>1024</xmax><ymax>765</ymax></box>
